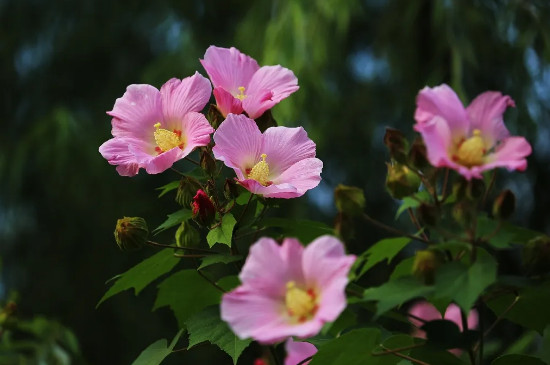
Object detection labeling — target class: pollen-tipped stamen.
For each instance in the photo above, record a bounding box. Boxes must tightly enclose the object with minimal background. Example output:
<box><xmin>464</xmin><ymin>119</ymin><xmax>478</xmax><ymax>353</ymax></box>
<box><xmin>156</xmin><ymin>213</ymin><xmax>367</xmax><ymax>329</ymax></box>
<box><xmin>248</xmin><ymin>154</ymin><xmax>271</xmax><ymax>186</ymax></box>
<box><xmin>236</xmin><ymin>86</ymin><xmax>247</xmax><ymax>101</ymax></box>
<box><xmin>454</xmin><ymin>129</ymin><xmax>486</xmax><ymax>167</ymax></box>
<box><xmin>154</xmin><ymin>122</ymin><xmax>183</xmax><ymax>153</ymax></box>
<box><xmin>285</xmin><ymin>281</ymin><xmax>317</xmax><ymax>321</ymax></box>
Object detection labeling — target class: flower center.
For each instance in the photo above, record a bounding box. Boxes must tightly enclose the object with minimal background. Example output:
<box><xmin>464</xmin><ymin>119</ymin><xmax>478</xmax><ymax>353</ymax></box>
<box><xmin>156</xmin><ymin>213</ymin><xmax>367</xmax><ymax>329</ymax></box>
<box><xmin>235</xmin><ymin>86</ymin><xmax>247</xmax><ymax>101</ymax></box>
<box><xmin>285</xmin><ymin>281</ymin><xmax>317</xmax><ymax>322</ymax></box>
<box><xmin>247</xmin><ymin>154</ymin><xmax>271</xmax><ymax>186</ymax></box>
<box><xmin>154</xmin><ymin>123</ymin><xmax>184</xmax><ymax>153</ymax></box>
<box><xmin>453</xmin><ymin>129</ymin><xmax>486</xmax><ymax>167</ymax></box>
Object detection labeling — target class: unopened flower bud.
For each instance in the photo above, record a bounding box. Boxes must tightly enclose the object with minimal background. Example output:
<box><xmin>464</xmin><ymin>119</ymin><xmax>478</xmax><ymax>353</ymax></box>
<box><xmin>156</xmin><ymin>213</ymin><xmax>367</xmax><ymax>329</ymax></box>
<box><xmin>114</xmin><ymin>217</ymin><xmax>149</xmax><ymax>251</ymax></box>
<box><xmin>412</xmin><ymin>250</ymin><xmax>443</xmax><ymax>284</ymax></box>
<box><xmin>522</xmin><ymin>236</ymin><xmax>550</xmax><ymax>275</ymax></box>
<box><xmin>224</xmin><ymin>178</ymin><xmax>239</xmax><ymax>200</ymax></box>
<box><xmin>452</xmin><ymin>201</ymin><xmax>474</xmax><ymax>226</ymax></box>
<box><xmin>192</xmin><ymin>190</ymin><xmax>216</xmax><ymax>226</ymax></box>
<box><xmin>0</xmin><ymin>301</ymin><xmax>17</xmax><ymax>324</ymax></box>
<box><xmin>334</xmin><ymin>212</ymin><xmax>355</xmax><ymax>243</ymax></box>
<box><xmin>175</xmin><ymin>220</ymin><xmax>201</xmax><ymax>248</ymax></box>
<box><xmin>200</xmin><ymin>150</ymin><xmax>217</xmax><ymax>176</ymax></box>
<box><xmin>175</xmin><ymin>176</ymin><xmax>202</xmax><ymax>207</ymax></box>
<box><xmin>383</xmin><ymin>128</ymin><xmax>409</xmax><ymax>164</ymax></box>
<box><xmin>386</xmin><ymin>162</ymin><xmax>421</xmax><ymax>199</ymax></box>
<box><xmin>467</xmin><ymin>179</ymin><xmax>486</xmax><ymax>201</ymax></box>
<box><xmin>207</xmin><ymin>104</ymin><xmax>224</xmax><ymax>129</ymax></box>
<box><xmin>334</xmin><ymin>184</ymin><xmax>365</xmax><ymax>218</ymax></box>
<box><xmin>408</xmin><ymin>137</ymin><xmax>431</xmax><ymax>171</ymax></box>
<box><xmin>417</xmin><ymin>203</ymin><xmax>439</xmax><ymax>227</ymax></box>
<box><xmin>492</xmin><ymin>189</ymin><xmax>515</xmax><ymax>220</ymax></box>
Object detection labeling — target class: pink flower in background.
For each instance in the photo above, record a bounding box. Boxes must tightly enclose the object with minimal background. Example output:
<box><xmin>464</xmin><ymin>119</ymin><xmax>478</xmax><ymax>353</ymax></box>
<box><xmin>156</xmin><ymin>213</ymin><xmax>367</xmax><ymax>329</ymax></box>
<box><xmin>221</xmin><ymin>236</ymin><xmax>356</xmax><ymax>344</ymax></box>
<box><xmin>409</xmin><ymin>301</ymin><xmax>478</xmax><ymax>356</ymax></box>
<box><xmin>200</xmin><ymin>46</ymin><xmax>299</xmax><ymax>119</ymax></box>
<box><xmin>212</xmin><ymin>114</ymin><xmax>322</xmax><ymax>198</ymax></box>
<box><xmin>99</xmin><ymin>72</ymin><xmax>214</xmax><ymax>176</ymax></box>
<box><xmin>414</xmin><ymin>84</ymin><xmax>532</xmax><ymax>180</ymax></box>
<box><xmin>285</xmin><ymin>338</ymin><xmax>317</xmax><ymax>365</ymax></box>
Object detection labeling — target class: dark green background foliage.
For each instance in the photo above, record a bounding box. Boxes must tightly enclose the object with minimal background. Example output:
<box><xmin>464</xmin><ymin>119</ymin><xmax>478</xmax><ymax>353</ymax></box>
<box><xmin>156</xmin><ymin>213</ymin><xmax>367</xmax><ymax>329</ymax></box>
<box><xmin>1</xmin><ymin>0</ymin><xmax>550</xmax><ymax>364</ymax></box>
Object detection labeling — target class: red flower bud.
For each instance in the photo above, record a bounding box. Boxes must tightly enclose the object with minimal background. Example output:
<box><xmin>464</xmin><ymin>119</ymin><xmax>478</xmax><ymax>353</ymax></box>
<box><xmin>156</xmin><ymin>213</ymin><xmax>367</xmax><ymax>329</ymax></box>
<box><xmin>192</xmin><ymin>189</ymin><xmax>216</xmax><ymax>226</ymax></box>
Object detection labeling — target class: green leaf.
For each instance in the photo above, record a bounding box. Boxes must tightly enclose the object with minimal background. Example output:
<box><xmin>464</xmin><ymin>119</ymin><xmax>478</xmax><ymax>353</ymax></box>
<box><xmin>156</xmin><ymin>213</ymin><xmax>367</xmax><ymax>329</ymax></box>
<box><xmin>540</xmin><ymin>325</ymin><xmax>550</xmax><ymax>363</ymax></box>
<box><xmin>153</xmin><ymin>270</ymin><xmax>222</xmax><ymax>327</ymax></box>
<box><xmin>357</xmin><ymin>237</ymin><xmax>410</xmax><ymax>278</ymax></box>
<box><xmin>491</xmin><ymin>354</ymin><xmax>546</xmax><ymax>365</ymax></box>
<box><xmin>198</xmin><ymin>254</ymin><xmax>243</xmax><ymax>270</ymax></box>
<box><xmin>477</xmin><ymin>215</ymin><xmax>541</xmax><ymax>249</ymax></box>
<box><xmin>309</xmin><ymin>328</ymin><xmax>381</xmax><ymax>365</ymax></box>
<box><xmin>362</xmin><ymin>277</ymin><xmax>434</xmax><ymax>316</ymax></box>
<box><xmin>207</xmin><ymin>213</ymin><xmax>237</xmax><ymax>247</ymax></box>
<box><xmin>153</xmin><ymin>209</ymin><xmax>192</xmax><ymax>235</ymax></box>
<box><xmin>236</xmin><ymin>191</ymin><xmax>252</xmax><ymax>205</ymax></box>
<box><xmin>390</xmin><ymin>256</ymin><xmax>415</xmax><ymax>280</ymax></box>
<box><xmin>156</xmin><ymin>181</ymin><xmax>180</xmax><ymax>198</ymax></box>
<box><xmin>217</xmin><ymin>276</ymin><xmax>240</xmax><ymax>292</ymax></box>
<box><xmin>377</xmin><ymin>335</ymin><xmax>415</xmax><ymax>365</ymax></box>
<box><xmin>487</xmin><ymin>281</ymin><xmax>550</xmax><ymax>333</ymax></box>
<box><xmin>409</xmin><ymin>344</ymin><xmax>467</xmax><ymax>365</ymax></box>
<box><xmin>395</xmin><ymin>190</ymin><xmax>431</xmax><ymax>219</ymax></box>
<box><xmin>131</xmin><ymin>329</ymin><xmax>183</xmax><ymax>365</ymax></box>
<box><xmin>434</xmin><ymin>252</ymin><xmax>497</xmax><ymax>311</ymax></box>
<box><xmin>262</xmin><ymin>217</ymin><xmax>334</xmax><ymax>242</ymax></box>
<box><xmin>186</xmin><ymin>306</ymin><xmax>252</xmax><ymax>365</ymax></box>
<box><xmin>97</xmin><ymin>249</ymin><xmax>179</xmax><ymax>307</ymax></box>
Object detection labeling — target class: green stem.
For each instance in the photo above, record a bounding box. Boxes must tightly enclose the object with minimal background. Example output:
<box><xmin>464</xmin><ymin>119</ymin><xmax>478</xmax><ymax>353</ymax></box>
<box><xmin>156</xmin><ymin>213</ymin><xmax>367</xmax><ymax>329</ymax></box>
<box><xmin>362</xmin><ymin>213</ymin><xmax>431</xmax><ymax>244</ymax></box>
<box><xmin>461</xmin><ymin>309</ymin><xmax>476</xmax><ymax>365</ymax></box>
<box><xmin>145</xmin><ymin>240</ymin><xmax>214</xmax><ymax>254</ymax></box>
<box><xmin>196</xmin><ymin>269</ymin><xmax>226</xmax><ymax>293</ymax></box>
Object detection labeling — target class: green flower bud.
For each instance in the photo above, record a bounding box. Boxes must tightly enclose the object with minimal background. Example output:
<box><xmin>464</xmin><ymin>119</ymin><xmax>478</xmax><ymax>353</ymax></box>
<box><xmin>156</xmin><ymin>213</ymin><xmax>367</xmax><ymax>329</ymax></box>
<box><xmin>175</xmin><ymin>176</ymin><xmax>202</xmax><ymax>207</ymax></box>
<box><xmin>386</xmin><ymin>162</ymin><xmax>421</xmax><ymax>199</ymax></box>
<box><xmin>200</xmin><ymin>150</ymin><xmax>217</xmax><ymax>176</ymax></box>
<box><xmin>334</xmin><ymin>184</ymin><xmax>365</xmax><ymax>217</ymax></box>
<box><xmin>224</xmin><ymin>178</ymin><xmax>239</xmax><ymax>200</ymax></box>
<box><xmin>452</xmin><ymin>201</ymin><xmax>474</xmax><ymax>226</ymax></box>
<box><xmin>412</xmin><ymin>250</ymin><xmax>443</xmax><ymax>284</ymax></box>
<box><xmin>207</xmin><ymin>104</ymin><xmax>224</xmax><ymax>129</ymax></box>
<box><xmin>114</xmin><ymin>217</ymin><xmax>149</xmax><ymax>251</ymax></box>
<box><xmin>467</xmin><ymin>179</ymin><xmax>486</xmax><ymax>201</ymax></box>
<box><xmin>523</xmin><ymin>236</ymin><xmax>550</xmax><ymax>275</ymax></box>
<box><xmin>408</xmin><ymin>137</ymin><xmax>431</xmax><ymax>171</ymax></box>
<box><xmin>417</xmin><ymin>203</ymin><xmax>439</xmax><ymax>227</ymax></box>
<box><xmin>175</xmin><ymin>220</ymin><xmax>201</xmax><ymax>248</ymax></box>
<box><xmin>383</xmin><ymin>128</ymin><xmax>409</xmax><ymax>164</ymax></box>
<box><xmin>492</xmin><ymin>189</ymin><xmax>515</xmax><ymax>220</ymax></box>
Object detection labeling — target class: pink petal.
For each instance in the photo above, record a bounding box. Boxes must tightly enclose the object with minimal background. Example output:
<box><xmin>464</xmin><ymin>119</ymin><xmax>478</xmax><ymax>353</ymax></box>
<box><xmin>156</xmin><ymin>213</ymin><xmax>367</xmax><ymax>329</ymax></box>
<box><xmin>125</xmin><ymin>143</ymin><xmax>181</xmax><ymax>175</ymax></box>
<box><xmin>302</xmin><ymin>236</ymin><xmax>355</xmax><ymax>322</ymax></box>
<box><xmin>443</xmin><ymin>304</ymin><xmax>479</xmax><ymax>331</ymax></box>
<box><xmin>481</xmin><ymin>136</ymin><xmax>532</xmax><ymax>172</ymax></box>
<box><xmin>415</xmin><ymin>116</ymin><xmax>455</xmax><ymax>168</ymax></box>
<box><xmin>200</xmin><ymin>46</ymin><xmax>259</xmax><ymax>93</ymax></box>
<box><xmin>239</xmin><ymin>237</ymin><xmax>296</xmax><ymax>297</ymax></box>
<box><xmin>179</xmin><ymin>111</ymin><xmax>214</xmax><ymax>157</ymax></box>
<box><xmin>98</xmin><ymin>137</ymin><xmax>141</xmax><ymax>176</ymax></box>
<box><xmin>285</xmin><ymin>338</ymin><xmax>317</xmax><ymax>365</ymax></box>
<box><xmin>108</xmin><ymin>84</ymin><xmax>163</xmax><ymax>140</ymax></box>
<box><xmin>213</xmin><ymin>87</ymin><xmax>244</xmax><ymax>117</ymax></box>
<box><xmin>160</xmin><ymin>73</ymin><xmax>212</xmax><ymax>125</ymax></box>
<box><xmin>244</xmin><ymin>65</ymin><xmax>299</xmax><ymax>119</ymax></box>
<box><xmin>212</xmin><ymin>114</ymin><xmax>263</xmax><ymax>179</ymax></box>
<box><xmin>415</xmin><ymin>84</ymin><xmax>468</xmax><ymax>138</ymax></box>
<box><xmin>409</xmin><ymin>301</ymin><xmax>442</xmax><ymax>330</ymax></box>
<box><xmin>274</xmin><ymin>158</ymin><xmax>323</xmax><ymax>197</ymax></box>
<box><xmin>466</xmin><ymin>91</ymin><xmax>514</xmax><ymax>147</ymax></box>
<box><xmin>238</xmin><ymin>179</ymin><xmax>300</xmax><ymax>198</ymax></box>
<box><xmin>262</xmin><ymin>127</ymin><xmax>316</xmax><ymax>174</ymax></box>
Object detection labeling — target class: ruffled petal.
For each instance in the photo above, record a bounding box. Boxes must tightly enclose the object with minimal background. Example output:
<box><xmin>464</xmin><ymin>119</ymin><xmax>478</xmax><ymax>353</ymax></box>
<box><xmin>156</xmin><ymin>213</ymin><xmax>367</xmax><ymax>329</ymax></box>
<box><xmin>262</xmin><ymin>127</ymin><xmax>316</xmax><ymax>174</ymax></box>
<box><xmin>179</xmin><ymin>111</ymin><xmax>214</xmax><ymax>157</ymax></box>
<box><xmin>99</xmin><ymin>137</ymin><xmax>142</xmax><ymax>176</ymax></box>
<box><xmin>466</xmin><ymin>91</ymin><xmax>514</xmax><ymax>147</ymax></box>
<box><xmin>213</xmin><ymin>87</ymin><xmax>244</xmax><ymax>117</ymax></box>
<box><xmin>239</xmin><ymin>237</ymin><xmax>293</xmax><ymax>297</ymax></box>
<box><xmin>238</xmin><ymin>179</ymin><xmax>300</xmax><ymax>198</ymax></box>
<box><xmin>200</xmin><ymin>46</ymin><xmax>259</xmax><ymax>93</ymax></box>
<box><xmin>212</xmin><ymin>114</ymin><xmax>263</xmax><ymax>178</ymax></box>
<box><xmin>244</xmin><ymin>65</ymin><xmax>299</xmax><ymax>119</ymax></box>
<box><xmin>108</xmin><ymin>84</ymin><xmax>163</xmax><ymax>140</ymax></box>
<box><xmin>302</xmin><ymin>236</ymin><xmax>355</xmax><ymax>321</ymax></box>
<box><xmin>415</xmin><ymin>116</ymin><xmax>456</xmax><ymax>169</ymax></box>
<box><xmin>480</xmin><ymin>136</ymin><xmax>532</xmax><ymax>172</ymax></box>
<box><xmin>415</xmin><ymin>84</ymin><xmax>468</xmax><ymax>139</ymax></box>
<box><xmin>160</xmin><ymin>73</ymin><xmax>212</xmax><ymax>125</ymax></box>
<box><xmin>273</xmin><ymin>158</ymin><xmax>323</xmax><ymax>197</ymax></box>
<box><xmin>285</xmin><ymin>338</ymin><xmax>317</xmax><ymax>365</ymax></box>
<box><xmin>127</xmin><ymin>144</ymin><xmax>181</xmax><ymax>175</ymax></box>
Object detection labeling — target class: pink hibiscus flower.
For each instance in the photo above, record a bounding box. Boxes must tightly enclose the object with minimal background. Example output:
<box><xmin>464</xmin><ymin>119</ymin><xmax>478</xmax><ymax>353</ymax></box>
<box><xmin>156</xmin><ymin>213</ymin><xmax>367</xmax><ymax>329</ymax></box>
<box><xmin>285</xmin><ymin>338</ymin><xmax>317</xmax><ymax>365</ymax></box>
<box><xmin>409</xmin><ymin>301</ymin><xmax>478</xmax><ymax>356</ymax></box>
<box><xmin>221</xmin><ymin>236</ymin><xmax>356</xmax><ymax>344</ymax></box>
<box><xmin>99</xmin><ymin>72</ymin><xmax>214</xmax><ymax>176</ymax></box>
<box><xmin>414</xmin><ymin>84</ymin><xmax>532</xmax><ymax>180</ymax></box>
<box><xmin>212</xmin><ymin>114</ymin><xmax>322</xmax><ymax>199</ymax></box>
<box><xmin>200</xmin><ymin>46</ymin><xmax>299</xmax><ymax>119</ymax></box>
